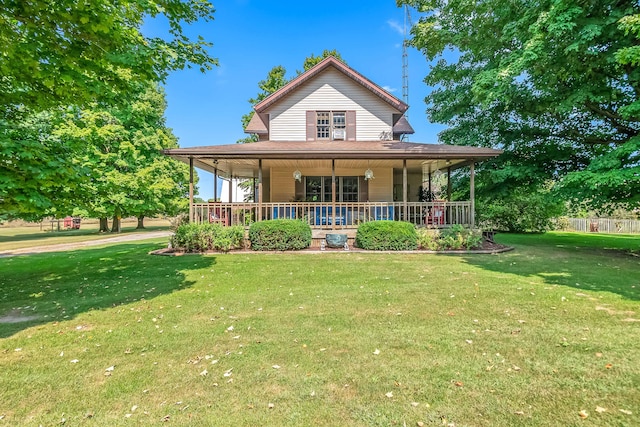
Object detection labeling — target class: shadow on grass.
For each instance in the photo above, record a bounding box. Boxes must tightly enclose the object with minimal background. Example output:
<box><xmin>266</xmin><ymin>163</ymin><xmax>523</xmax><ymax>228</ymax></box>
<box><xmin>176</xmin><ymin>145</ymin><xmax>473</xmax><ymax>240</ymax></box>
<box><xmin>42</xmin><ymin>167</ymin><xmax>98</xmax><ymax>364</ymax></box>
<box><xmin>461</xmin><ymin>233</ymin><xmax>640</xmax><ymax>301</ymax></box>
<box><xmin>0</xmin><ymin>241</ymin><xmax>215</xmax><ymax>337</ymax></box>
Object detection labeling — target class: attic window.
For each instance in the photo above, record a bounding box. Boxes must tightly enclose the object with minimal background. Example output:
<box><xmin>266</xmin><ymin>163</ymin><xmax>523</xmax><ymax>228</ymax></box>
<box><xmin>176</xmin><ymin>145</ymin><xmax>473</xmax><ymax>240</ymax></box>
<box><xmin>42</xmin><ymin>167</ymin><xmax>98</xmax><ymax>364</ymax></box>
<box><xmin>317</xmin><ymin>111</ymin><xmax>346</xmax><ymax>140</ymax></box>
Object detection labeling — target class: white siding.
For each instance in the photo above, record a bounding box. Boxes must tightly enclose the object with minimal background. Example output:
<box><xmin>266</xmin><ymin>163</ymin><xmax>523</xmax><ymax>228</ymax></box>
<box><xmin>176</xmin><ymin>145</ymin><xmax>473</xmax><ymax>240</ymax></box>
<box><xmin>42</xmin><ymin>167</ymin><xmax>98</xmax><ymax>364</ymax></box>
<box><xmin>268</xmin><ymin>68</ymin><xmax>397</xmax><ymax>141</ymax></box>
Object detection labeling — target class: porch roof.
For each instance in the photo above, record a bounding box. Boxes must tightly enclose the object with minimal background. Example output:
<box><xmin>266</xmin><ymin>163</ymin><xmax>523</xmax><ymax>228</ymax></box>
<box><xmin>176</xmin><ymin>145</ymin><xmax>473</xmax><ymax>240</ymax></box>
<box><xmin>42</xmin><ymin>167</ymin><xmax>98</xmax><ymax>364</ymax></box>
<box><xmin>163</xmin><ymin>140</ymin><xmax>502</xmax><ymax>178</ymax></box>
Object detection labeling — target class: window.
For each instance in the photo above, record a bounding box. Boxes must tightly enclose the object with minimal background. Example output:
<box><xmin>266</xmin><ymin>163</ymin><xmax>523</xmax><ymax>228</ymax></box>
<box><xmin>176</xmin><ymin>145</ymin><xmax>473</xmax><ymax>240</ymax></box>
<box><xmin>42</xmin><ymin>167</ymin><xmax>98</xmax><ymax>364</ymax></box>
<box><xmin>316</xmin><ymin>111</ymin><xmax>346</xmax><ymax>140</ymax></box>
<box><xmin>305</xmin><ymin>176</ymin><xmax>359</xmax><ymax>202</ymax></box>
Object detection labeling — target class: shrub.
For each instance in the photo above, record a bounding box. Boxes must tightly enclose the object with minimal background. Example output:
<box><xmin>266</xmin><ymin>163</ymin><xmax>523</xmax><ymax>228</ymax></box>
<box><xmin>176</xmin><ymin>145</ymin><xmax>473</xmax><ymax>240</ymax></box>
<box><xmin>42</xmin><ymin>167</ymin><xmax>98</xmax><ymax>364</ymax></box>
<box><xmin>355</xmin><ymin>221</ymin><xmax>418</xmax><ymax>250</ymax></box>
<box><xmin>416</xmin><ymin>228</ymin><xmax>441</xmax><ymax>251</ymax></box>
<box><xmin>416</xmin><ymin>225</ymin><xmax>483</xmax><ymax>250</ymax></box>
<box><xmin>248</xmin><ymin>219</ymin><xmax>312</xmax><ymax>251</ymax></box>
<box><xmin>170</xmin><ymin>223</ymin><xmax>245</xmax><ymax>252</ymax></box>
<box><xmin>477</xmin><ymin>191</ymin><xmax>564</xmax><ymax>233</ymax></box>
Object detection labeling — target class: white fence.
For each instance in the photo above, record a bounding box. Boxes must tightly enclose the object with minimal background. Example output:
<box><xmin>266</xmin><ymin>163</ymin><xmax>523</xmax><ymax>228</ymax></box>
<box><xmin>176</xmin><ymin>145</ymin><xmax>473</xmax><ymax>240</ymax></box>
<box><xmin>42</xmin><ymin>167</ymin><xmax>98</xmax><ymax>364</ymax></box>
<box><xmin>565</xmin><ymin>218</ymin><xmax>640</xmax><ymax>234</ymax></box>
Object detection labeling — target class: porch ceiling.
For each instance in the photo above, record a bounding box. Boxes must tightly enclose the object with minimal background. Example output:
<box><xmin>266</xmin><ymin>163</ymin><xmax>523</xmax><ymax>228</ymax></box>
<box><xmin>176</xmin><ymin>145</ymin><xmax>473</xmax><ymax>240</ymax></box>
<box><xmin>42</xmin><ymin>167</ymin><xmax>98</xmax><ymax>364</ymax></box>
<box><xmin>164</xmin><ymin>140</ymin><xmax>502</xmax><ymax>179</ymax></box>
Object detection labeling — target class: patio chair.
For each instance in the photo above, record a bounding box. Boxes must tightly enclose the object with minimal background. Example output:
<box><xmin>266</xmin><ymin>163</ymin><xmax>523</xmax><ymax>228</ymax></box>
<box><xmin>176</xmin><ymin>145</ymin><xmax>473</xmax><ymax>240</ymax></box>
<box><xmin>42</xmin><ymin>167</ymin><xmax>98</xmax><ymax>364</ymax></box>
<box><xmin>426</xmin><ymin>203</ymin><xmax>445</xmax><ymax>226</ymax></box>
<box><xmin>272</xmin><ymin>206</ymin><xmax>297</xmax><ymax>220</ymax></box>
<box><xmin>209</xmin><ymin>206</ymin><xmax>229</xmax><ymax>226</ymax></box>
<box><xmin>374</xmin><ymin>205</ymin><xmax>394</xmax><ymax>221</ymax></box>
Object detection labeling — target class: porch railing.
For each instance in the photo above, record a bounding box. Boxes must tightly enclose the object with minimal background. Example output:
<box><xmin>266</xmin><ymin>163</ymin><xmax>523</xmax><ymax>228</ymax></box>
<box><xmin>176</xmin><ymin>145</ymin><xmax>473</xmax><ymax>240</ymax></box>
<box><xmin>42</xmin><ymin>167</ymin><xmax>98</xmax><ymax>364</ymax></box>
<box><xmin>192</xmin><ymin>202</ymin><xmax>472</xmax><ymax>229</ymax></box>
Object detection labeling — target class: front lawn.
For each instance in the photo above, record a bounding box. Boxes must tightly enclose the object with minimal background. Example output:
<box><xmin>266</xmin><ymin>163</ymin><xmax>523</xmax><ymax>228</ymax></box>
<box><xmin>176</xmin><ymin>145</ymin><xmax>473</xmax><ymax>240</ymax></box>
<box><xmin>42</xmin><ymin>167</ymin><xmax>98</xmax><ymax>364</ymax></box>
<box><xmin>0</xmin><ymin>233</ymin><xmax>638</xmax><ymax>426</ymax></box>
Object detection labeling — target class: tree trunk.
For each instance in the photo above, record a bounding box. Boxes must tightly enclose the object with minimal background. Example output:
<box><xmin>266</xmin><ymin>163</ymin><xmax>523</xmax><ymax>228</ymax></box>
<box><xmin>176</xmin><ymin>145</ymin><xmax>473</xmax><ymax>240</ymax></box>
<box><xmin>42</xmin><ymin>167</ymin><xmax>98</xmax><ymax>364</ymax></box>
<box><xmin>111</xmin><ymin>207</ymin><xmax>121</xmax><ymax>233</ymax></box>
<box><xmin>99</xmin><ymin>217</ymin><xmax>110</xmax><ymax>233</ymax></box>
<box><xmin>136</xmin><ymin>215</ymin><xmax>145</xmax><ymax>229</ymax></box>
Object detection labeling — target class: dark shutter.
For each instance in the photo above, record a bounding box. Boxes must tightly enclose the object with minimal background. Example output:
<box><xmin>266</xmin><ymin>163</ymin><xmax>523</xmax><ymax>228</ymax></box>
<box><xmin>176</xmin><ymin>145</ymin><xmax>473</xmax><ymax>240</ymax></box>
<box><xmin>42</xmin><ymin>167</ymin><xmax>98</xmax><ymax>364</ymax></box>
<box><xmin>306</xmin><ymin>111</ymin><xmax>316</xmax><ymax>141</ymax></box>
<box><xmin>346</xmin><ymin>110</ymin><xmax>356</xmax><ymax>141</ymax></box>
<box><xmin>358</xmin><ymin>176</ymin><xmax>368</xmax><ymax>202</ymax></box>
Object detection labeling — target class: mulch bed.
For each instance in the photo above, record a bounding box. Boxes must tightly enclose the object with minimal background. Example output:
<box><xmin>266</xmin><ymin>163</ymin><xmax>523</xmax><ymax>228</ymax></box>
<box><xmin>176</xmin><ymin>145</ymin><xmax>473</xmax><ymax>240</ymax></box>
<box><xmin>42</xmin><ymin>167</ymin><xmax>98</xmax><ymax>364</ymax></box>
<box><xmin>151</xmin><ymin>239</ymin><xmax>512</xmax><ymax>256</ymax></box>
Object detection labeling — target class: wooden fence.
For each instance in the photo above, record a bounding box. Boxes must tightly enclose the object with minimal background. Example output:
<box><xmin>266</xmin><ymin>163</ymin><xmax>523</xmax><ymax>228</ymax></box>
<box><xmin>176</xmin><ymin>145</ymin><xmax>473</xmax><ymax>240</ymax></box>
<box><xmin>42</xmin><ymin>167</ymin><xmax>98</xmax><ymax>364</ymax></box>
<box><xmin>565</xmin><ymin>218</ymin><xmax>640</xmax><ymax>234</ymax></box>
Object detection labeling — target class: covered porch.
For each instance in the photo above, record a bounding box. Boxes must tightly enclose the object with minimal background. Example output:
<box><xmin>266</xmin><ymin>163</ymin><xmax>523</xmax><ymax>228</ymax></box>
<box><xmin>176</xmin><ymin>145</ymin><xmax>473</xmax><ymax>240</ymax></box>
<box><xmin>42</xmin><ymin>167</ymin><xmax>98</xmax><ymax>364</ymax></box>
<box><xmin>163</xmin><ymin>140</ymin><xmax>502</xmax><ymax>229</ymax></box>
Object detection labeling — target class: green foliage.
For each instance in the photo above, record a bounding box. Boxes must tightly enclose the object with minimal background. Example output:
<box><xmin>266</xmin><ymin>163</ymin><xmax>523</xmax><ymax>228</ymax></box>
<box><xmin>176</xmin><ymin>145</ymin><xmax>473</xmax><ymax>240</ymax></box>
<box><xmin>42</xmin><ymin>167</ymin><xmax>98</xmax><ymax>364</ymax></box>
<box><xmin>402</xmin><ymin>0</ymin><xmax>640</xmax><ymax>212</ymax></box>
<box><xmin>0</xmin><ymin>0</ymin><xmax>217</xmax><ymax>114</ymax></box>
<box><xmin>171</xmin><ymin>223</ymin><xmax>244</xmax><ymax>253</ymax></box>
<box><xmin>0</xmin><ymin>110</ymin><xmax>85</xmax><ymax>221</ymax></box>
<box><xmin>477</xmin><ymin>190</ymin><xmax>565</xmax><ymax>233</ymax></box>
<box><xmin>416</xmin><ymin>225</ymin><xmax>483</xmax><ymax>250</ymax></box>
<box><xmin>248</xmin><ymin>219</ymin><xmax>312</xmax><ymax>251</ymax></box>
<box><xmin>355</xmin><ymin>220</ymin><xmax>418</xmax><ymax>251</ymax></box>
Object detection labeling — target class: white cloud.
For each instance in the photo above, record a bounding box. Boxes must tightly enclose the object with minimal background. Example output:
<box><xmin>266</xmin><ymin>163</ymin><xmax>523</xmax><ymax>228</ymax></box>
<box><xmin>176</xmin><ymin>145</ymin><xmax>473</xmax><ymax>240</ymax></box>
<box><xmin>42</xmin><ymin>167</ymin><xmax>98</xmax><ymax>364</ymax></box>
<box><xmin>382</xmin><ymin>85</ymin><xmax>397</xmax><ymax>93</ymax></box>
<box><xmin>387</xmin><ymin>19</ymin><xmax>404</xmax><ymax>36</ymax></box>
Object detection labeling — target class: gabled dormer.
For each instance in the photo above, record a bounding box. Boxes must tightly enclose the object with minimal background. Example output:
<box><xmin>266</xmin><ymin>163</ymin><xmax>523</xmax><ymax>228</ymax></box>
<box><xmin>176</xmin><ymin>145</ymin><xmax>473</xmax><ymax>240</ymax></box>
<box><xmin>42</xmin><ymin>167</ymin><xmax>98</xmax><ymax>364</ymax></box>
<box><xmin>244</xmin><ymin>56</ymin><xmax>414</xmax><ymax>142</ymax></box>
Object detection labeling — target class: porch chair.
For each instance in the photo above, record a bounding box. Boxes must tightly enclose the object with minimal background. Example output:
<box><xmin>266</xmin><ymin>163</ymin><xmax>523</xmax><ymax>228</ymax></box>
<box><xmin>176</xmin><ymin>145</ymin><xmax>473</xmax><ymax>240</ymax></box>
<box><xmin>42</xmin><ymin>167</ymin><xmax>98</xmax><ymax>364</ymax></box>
<box><xmin>209</xmin><ymin>206</ymin><xmax>229</xmax><ymax>226</ymax></box>
<box><xmin>374</xmin><ymin>205</ymin><xmax>394</xmax><ymax>221</ymax></box>
<box><xmin>426</xmin><ymin>202</ymin><xmax>445</xmax><ymax>226</ymax></box>
<box><xmin>314</xmin><ymin>206</ymin><xmax>346</xmax><ymax>226</ymax></box>
<box><xmin>272</xmin><ymin>206</ymin><xmax>297</xmax><ymax>220</ymax></box>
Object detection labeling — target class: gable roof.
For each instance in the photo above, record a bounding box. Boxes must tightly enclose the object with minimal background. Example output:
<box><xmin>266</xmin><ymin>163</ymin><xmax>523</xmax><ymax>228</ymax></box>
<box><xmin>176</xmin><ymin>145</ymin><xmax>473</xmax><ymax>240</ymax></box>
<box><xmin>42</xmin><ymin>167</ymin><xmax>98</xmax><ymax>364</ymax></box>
<box><xmin>253</xmin><ymin>56</ymin><xmax>409</xmax><ymax>114</ymax></box>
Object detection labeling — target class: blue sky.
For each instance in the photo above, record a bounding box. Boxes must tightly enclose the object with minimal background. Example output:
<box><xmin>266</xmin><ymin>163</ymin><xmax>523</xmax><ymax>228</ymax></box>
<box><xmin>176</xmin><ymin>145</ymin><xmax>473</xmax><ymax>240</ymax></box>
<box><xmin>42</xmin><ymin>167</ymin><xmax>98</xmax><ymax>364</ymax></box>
<box><xmin>146</xmin><ymin>0</ymin><xmax>445</xmax><ymax>200</ymax></box>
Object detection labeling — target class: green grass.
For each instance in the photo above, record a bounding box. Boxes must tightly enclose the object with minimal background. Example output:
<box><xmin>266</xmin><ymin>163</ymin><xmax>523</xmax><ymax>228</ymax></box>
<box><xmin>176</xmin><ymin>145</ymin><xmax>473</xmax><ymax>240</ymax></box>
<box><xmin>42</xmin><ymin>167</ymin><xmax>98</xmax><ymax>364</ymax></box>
<box><xmin>0</xmin><ymin>218</ymin><xmax>171</xmax><ymax>251</ymax></box>
<box><xmin>0</xmin><ymin>232</ymin><xmax>638</xmax><ymax>426</ymax></box>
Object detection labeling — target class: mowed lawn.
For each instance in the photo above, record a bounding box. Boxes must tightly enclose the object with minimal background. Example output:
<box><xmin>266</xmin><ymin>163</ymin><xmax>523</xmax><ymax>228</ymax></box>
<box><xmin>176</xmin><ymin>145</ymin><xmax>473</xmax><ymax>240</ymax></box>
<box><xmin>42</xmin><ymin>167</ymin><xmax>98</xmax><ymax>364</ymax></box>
<box><xmin>0</xmin><ymin>233</ymin><xmax>638</xmax><ymax>426</ymax></box>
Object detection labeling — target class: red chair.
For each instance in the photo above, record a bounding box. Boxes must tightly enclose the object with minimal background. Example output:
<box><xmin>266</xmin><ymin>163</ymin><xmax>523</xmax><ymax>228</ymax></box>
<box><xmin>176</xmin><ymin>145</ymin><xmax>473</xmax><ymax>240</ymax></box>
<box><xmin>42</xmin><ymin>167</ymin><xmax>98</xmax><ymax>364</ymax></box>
<box><xmin>426</xmin><ymin>203</ymin><xmax>445</xmax><ymax>226</ymax></box>
<box><xmin>209</xmin><ymin>206</ymin><xmax>229</xmax><ymax>226</ymax></box>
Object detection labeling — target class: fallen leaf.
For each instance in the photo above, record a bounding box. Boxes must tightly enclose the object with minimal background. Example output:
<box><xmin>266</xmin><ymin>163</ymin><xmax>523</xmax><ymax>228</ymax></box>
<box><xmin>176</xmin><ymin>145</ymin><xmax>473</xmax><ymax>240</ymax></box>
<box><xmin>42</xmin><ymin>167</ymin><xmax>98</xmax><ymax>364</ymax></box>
<box><xmin>70</xmin><ymin>359</ymin><xmax>79</xmax><ymax>364</ymax></box>
<box><xmin>200</xmin><ymin>369</ymin><xmax>208</xmax><ymax>376</ymax></box>
<box><xmin>385</xmin><ymin>391</ymin><xmax>393</xmax><ymax>398</ymax></box>
<box><xmin>131</xmin><ymin>405</ymin><xmax>138</xmax><ymax>412</ymax></box>
<box><xmin>105</xmin><ymin>366</ymin><xmax>115</xmax><ymax>372</ymax></box>
<box><xmin>595</xmin><ymin>406</ymin><xmax>606</xmax><ymax>413</ymax></box>
<box><xmin>512</xmin><ymin>365</ymin><xmax>521</xmax><ymax>371</ymax></box>
<box><xmin>605</xmin><ymin>363</ymin><xmax>613</xmax><ymax>369</ymax></box>
<box><xmin>373</xmin><ymin>349</ymin><xmax>380</xmax><ymax>355</ymax></box>
<box><xmin>595</xmin><ymin>352</ymin><xmax>603</xmax><ymax>358</ymax></box>
<box><xmin>411</xmin><ymin>402</ymin><xmax>419</xmax><ymax>407</ymax></box>
<box><xmin>268</xmin><ymin>403</ymin><xmax>275</xmax><ymax>409</ymax></box>
<box><xmin>272</xmin><ymin>365</ymin><xmax>281</xmax><ymax>369</ymax></box>
<box><xmin>579</xmin><ymin>410</ymin><xmax>589</xmax><ymax>419</ymax></box>
<box><xmin>417</xmin><ymin>422</ymin><xmax>425</xmax><ymax>427</ymax></box>
<box><xmin>619</xmin><ymin>409</ymin><xmax>632</xmax><ymax>415</ymax></box>
<box><xmin>454</xmin><ymin>381</ymin><xmax>463</xmax><ymax>387</ymax></box>
<box><xmin>465</xmin><ymin>340</ymin><xmax>473</xmax><ymax>344</ymax></box>
<box><xmin>514</xmin><ymin>411</ymin><xmax>525</xmax><ymax>416</ymax></box>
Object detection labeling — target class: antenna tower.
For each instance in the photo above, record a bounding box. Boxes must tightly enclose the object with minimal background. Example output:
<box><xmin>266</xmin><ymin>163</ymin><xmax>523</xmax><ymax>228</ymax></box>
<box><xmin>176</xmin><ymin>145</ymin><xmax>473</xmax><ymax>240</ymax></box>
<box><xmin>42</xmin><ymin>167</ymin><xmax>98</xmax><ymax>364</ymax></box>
<box><xmin>401</xmin><ymin>5</ymin><xmax>412</xmax><ymax>141</ymax></box>
<box><xmin>402</xmin><ymin>5</ymin><xmax>412</xmax><ymax>106</ymax></box>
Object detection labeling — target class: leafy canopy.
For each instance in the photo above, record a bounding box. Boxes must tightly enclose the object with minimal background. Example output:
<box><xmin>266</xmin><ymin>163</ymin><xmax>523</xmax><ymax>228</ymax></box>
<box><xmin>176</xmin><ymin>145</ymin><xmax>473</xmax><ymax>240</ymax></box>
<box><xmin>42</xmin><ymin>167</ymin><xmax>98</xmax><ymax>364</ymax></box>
<box><xmin>401</xmin><ymin>0</ymin><xmax>640</xmax><ymax>213</ymax></box>
<box><xmin>0</xmin><ymin>0</ymin><xmax>217</xmax><ymax>113</ymax></box>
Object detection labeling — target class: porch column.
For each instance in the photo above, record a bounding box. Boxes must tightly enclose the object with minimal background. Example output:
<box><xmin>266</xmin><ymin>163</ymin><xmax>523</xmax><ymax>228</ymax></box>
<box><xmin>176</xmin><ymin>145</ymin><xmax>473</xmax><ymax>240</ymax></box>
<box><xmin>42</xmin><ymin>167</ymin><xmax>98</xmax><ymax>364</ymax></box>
<box><xmin>470</xmin><ymin>161</ymin><xmax>475</xmax><ymax>228</ymax></box>
<box><xmin>447</xmin><ymin>167</ymin><xmax>451</xmax><ymax>201</ymax></box>
<box><xmin>331</xmin><ymin>159</ymin><xmax>336</xmax><ymax>230</ymax></box>
<box><xmin>258</xmin><ymin>159</ymin><xmax>263</xmax><ymax>221</ymax></box>
<box><xmin>402</xmin><ymin>159</ymin><xmax>408</xmax><ymax>221</ymax></box>
<box><xmin>214</xmin><ymin>168</ymin><xmax>218</xmax><ymax>202</ymax></box>
<box><xmin>447</xmin><ymin>167</ymin><xmax>452</xmax><ymax>225</ymax></box>
<box><xmin>189</xmin><ymin>156</ymin><xmax>194</xmax><ymax>223</ymax></box>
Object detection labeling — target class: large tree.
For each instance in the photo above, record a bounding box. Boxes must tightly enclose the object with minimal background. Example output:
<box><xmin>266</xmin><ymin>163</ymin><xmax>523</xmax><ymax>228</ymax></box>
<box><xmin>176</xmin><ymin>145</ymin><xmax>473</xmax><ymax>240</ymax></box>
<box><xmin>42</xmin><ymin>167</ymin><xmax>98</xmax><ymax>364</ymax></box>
<box><xmin>55</xmin><ymin>84</ymin><xmax>191</xmax><ymax>231</ymax></box>
<box><xmin>0</xmin><ymin>0</ymin><xmax>214</xmax><ymax>221</ymax></box>
<box><xmin>402</xmin><ymin>0</ymin><xmax>639</xmax><ymax>213</ymax></box>
<box><xmin>0</xmin><ymin>0</ymin><xmax>216</xmax><ymax>114</ymax></box>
